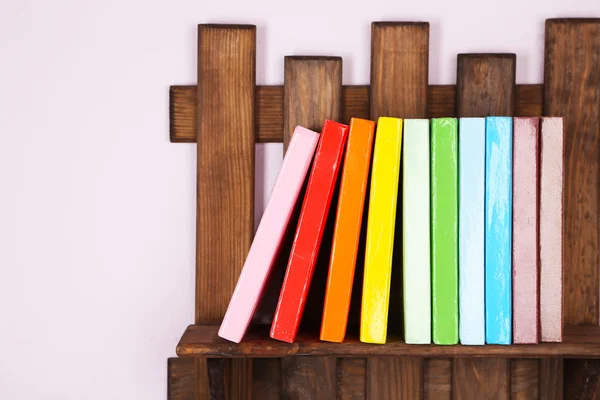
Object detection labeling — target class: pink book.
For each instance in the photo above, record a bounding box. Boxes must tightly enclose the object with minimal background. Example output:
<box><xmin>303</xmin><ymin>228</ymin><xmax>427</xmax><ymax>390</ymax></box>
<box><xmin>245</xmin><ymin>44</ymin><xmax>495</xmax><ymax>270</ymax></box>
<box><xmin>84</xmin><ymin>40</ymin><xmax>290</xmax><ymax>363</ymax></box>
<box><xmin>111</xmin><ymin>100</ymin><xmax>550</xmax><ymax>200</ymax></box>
<box><xmin>540</xmin><ymin>117</ymin><xmax>564</xmax><ymax>342</ymax></box>
<box><xmin>512</xmin><ymin>117</ymin><xmax>539</xmax><ymax>344</ymax></box>
<box><xmin>218</xmin><ymin>127</ymin><xmax>320</xmax><ymax>343</ymax></box>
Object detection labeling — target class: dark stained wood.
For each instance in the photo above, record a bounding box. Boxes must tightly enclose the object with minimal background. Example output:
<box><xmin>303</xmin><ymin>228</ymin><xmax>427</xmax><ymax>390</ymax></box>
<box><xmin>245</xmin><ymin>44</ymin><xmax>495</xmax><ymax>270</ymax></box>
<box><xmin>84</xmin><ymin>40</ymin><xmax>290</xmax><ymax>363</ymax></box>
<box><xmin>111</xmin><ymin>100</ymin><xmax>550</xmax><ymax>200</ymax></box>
<box><xmin>455</xmin><ymin>52</ymin><xmax>515</xmax><ymax>400</ymax></box>
<box><xmin>511</xmin><ymin>359</ymin><xmax>539</xmax><ymax>399</ymax></box>
<box><xmin>170</xmin><ymin>84</ymin><xmax>545</xmax><ymax>142</ymax></box>
<box><xmin>424</xmin><ymin>359</ymin><xmax>451</xmax><ymax>400</ymax></box>
<box><xmin>207</xmin><ymin>358</ymin><xmax>228</xmax><ymax>400</ymax></box>
<box><xmin>176</xmin><ymin>324</ymin><xmax>600</xmax><ymax>358</ymax></box>
<box><xmin>368</xmin><ymin>21</ymin><xmax>429</xmax><ymax>398</ymax></box>
<box><xmin>280</xmin><ymin>357</ymin><xmax>337</xmax><ymax>400</ymax></box>
<box><xmin>168</xmin><ymin>358</ymin><xmax>198</xmax><ymax>400</ymax></box>
<box><xmin>252</xmin><ymin>359</ymin><xmax>281</xmax><ymax>400</ymax></box>
<box><xmin>283</xmin><ymin>56</ymin><xmax>342</xmax><ymax>151</ymax></box>
<box><xmin>337</xmin><ymin>358</ymin><xmax>366</xmax><ymax>400</ymax></box>
<box><xmin>453</xmin><ymin>359</ymin><xmax>510</xmax><ymax>400</ymax></box>
<box><xmin>370</xmin><ymin>22</ymin><xmax>429</xmax><ymax>120</ymax></box>
<box><xmin>367</xmin><ymin>358</ymin><xmax>423</xmax><ymax>400</ymax></box>
<box><xmin>195</xmin><ymin>24</ymin><xmax>256</xmax><ymax>400</ymax></box>
<box><xmin>544</xmin><ymin>18</ymin><xmax>600</xmax><ymax>326</ymax></box>
<box><xmin>564</xmin><ymin>359</ymin><xmax>600</xmax><ymax>400</ymax></box>
<box><xmin>456</xmin><ymin>53</ymin><xmax>516</xmax><ymax>117</ymax></box>
<box><xmin>540</xmin><ymin>359</ymin><xmax>564</xmax><ymax>400</ymax></box>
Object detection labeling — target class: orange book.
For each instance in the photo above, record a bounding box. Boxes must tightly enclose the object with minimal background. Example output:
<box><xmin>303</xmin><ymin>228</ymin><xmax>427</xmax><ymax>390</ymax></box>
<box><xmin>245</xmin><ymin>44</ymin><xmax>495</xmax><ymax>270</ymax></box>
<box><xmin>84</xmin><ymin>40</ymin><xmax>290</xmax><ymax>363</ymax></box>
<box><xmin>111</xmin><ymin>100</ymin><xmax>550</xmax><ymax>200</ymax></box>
<box><xmin>320</xmin><ymin>118</ymin><xmax>375</xmax><ymax>342</ymax></box>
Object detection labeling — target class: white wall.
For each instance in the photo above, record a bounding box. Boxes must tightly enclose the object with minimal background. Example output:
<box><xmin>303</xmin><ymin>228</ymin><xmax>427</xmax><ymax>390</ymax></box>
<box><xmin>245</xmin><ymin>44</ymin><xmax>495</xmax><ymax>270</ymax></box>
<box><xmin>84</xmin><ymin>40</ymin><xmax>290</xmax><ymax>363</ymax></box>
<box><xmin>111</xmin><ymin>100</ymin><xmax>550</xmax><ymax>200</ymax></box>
<box><xmin>1</xmin><ymin>0</ymin><xmax>598</xmax><ymax>398</ymax></box>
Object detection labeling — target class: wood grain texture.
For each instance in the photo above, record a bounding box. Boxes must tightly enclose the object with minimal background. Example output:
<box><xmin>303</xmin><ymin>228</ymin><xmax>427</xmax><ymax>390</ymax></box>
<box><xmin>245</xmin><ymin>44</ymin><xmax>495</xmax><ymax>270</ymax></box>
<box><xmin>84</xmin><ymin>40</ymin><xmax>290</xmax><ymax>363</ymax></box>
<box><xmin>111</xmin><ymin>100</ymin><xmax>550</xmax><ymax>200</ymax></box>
<box><xmin>252</xmin><ymin>359</ymin><xmax>281</xmax><ymax>400</ymax></box>
<box><xmin>168</xmin><ymin>358</ymin><xmax>198</xmax><ymax>400</ymax></box>
<box><xmin>544</xmin><ymin>18</ymin><xmax>600</xmax><ymax>326</ymax></box>
<box><xmin>452</xmin><ymin>359</ymin><xmax>510</xmax><ymax>400</ymax></box>
<box><xmin>177</xmin><ymin>324</ymin><xmax>600</xmax><ymax>358</ymax></box>
<box><xmin>195</xmin><ymin>24</ymin><xmax>255</xmax><ymax>400</ymax></box>
<box><xmin>455</xmin><ymin>52</ymin><xmax>514</xmax><ymax>398</ymax></box>
<box><xmin>424</xmin><ymin>359</ymin><xmax>451</xmax><ymax>400</ymax></box>
<box><xmin>170</xmin><ymin>84</ymin><xmax>544</xmax><ymax>142</ymax></box>
<box><xmin>283</xmin><ymin>56</ymin><xmax>342</xmax><ymax>151</ymax></box>
<box><xmin>540</xmin><ymin>359</ymin><xmax>563</xmax><ymax>400</ymax></box>
<box><xmin>337</xmin><ymin>358</ymin><xmax>366</xmax><ymax>400</ymax></box>
<box><xmin>511</xmin><ymin>359</ymin><xmax>539</xmax><ymax>399</ymax></box>
<box><xmin>564</xmin><ymin>359</ymin><xmax>599</xmax><ymax>400</ymax></box>
<box><xmin>207</xmin><ymin>358</ymin><xmax>228</xmax><ymax>400</ymax></box>
<box><xmin>370</xmin><ymin>22</ymin><xmax>429</xmax><ymax>120</ymax></box>
<box><xmin>367</xmin><ymin>358</ymin><xmax>423</xmax><ymax>400</ymax></box>
<box><xmin>281</xmin><ymin>357</ymin><xmax>337</xmax><ymax>400</ymax></box>
<box><xmin>456</xmin><ymin>54</ymin><xmax>516</xmax><ymax>117</ymax></box>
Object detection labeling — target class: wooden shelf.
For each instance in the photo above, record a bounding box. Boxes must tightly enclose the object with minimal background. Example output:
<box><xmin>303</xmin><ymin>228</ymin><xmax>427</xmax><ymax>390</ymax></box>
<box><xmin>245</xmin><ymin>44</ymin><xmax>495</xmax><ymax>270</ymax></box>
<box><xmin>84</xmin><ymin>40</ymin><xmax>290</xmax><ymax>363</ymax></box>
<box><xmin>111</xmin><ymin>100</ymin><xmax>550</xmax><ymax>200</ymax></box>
<box><xmin>177</xmin><ymin>324</ymin><xmax>600</xmax><ymax>359</ymax></box>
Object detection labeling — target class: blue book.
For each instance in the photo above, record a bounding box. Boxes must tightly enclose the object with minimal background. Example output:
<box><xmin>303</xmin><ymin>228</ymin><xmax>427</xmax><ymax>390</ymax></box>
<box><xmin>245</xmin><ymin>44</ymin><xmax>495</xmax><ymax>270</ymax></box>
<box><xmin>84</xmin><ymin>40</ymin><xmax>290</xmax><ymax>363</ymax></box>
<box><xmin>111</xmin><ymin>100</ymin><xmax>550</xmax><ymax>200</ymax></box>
<box><xmin>459</xmin><ymin>118</ymin><xmax>485</xmax><ymax>345</ymax></box>
<box><xmin>485</xmin><ymin>117</ymin><xmax>513</xmax><ymax>344</ymax></box>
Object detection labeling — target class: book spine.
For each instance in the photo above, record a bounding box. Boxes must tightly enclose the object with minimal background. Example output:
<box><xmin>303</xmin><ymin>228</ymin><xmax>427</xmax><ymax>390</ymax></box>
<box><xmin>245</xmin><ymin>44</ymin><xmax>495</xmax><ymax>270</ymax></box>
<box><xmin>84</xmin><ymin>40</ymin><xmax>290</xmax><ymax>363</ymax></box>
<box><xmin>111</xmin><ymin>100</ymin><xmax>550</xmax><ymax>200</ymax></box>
<box><xmin>270</xmin><ymin>120</ymin><xmax>349</xmax><ymax>343</ymax></box>
<box><xmin>540</xmin><ymin>117</ymin><xmax>564</xmax><ymax>342</ymax></box>
<box><xmin>321</xmin><ymin>118</ymin><xmax>375</xmax><ymax>343</ymax></box>
<box><xmin>360</xmin><ymin>117</ymin><xmax>403</xmax><ymax>344</ymax></box>
<box><xmin>402</xmin><ymin>119</ymin><xmax>431</xmax><ymax>344</ymax></box>
<box><xmin>485</xmin><ymin>116</ymin><xmax>513</xmax><ymax>345</ymax></box>
<box><xmin>458</xmin><ymin>117</ymin><xmax>486</xmax><ymax>345</ymax></box>
<box><xmin>431</xmin><ymin>117</ymin><xmax>459</xmax><ymax>345</ymax></box>
<box><xmin>218</xmin><ymin>127</ymin><xmax>320</xmax><ymax>343</ymax></box>
<box><xmin>512</xmin><ymin>117</ymin><xmax>540</xmax><ymax>344</ymax></box>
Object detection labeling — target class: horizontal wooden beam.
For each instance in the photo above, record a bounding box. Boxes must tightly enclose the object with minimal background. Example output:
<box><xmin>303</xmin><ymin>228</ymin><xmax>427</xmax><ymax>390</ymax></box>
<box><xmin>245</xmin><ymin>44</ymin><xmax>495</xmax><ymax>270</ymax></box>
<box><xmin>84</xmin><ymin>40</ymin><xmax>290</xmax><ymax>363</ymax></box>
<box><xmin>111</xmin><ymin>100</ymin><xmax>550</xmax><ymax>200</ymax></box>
<box><xmin>169</xmin><ymin>84</ymin><xmax>543</xmax><ymax>143</ymax></box>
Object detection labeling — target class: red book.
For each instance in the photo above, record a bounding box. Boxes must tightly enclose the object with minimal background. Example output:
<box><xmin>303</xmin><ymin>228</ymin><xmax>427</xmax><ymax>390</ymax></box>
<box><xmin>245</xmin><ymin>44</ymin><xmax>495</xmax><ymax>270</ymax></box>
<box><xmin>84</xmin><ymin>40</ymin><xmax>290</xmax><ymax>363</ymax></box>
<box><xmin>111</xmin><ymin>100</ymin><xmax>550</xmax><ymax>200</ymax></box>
<box><xmin>270</xmin><ymin>120</ymin><xmax>350</xmax><ymax>343</ymax></box>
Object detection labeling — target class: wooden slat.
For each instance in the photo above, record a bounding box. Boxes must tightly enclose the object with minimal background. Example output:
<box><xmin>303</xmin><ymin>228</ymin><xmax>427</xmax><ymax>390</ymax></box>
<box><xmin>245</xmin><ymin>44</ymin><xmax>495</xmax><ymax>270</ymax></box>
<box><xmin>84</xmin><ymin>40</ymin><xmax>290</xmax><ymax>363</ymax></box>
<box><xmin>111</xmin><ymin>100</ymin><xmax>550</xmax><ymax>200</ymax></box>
<box><xmin>544</xmin><ymin>18</ymin><xmax>600</xmax><ymax>326</ymax></box>
<box><xmin>283</xmin><ymin>56</ymin><xmax>342</xmax><ymax>151</ymax></box>
<box><xmin>177</xmin><ymin>324</ymin><xmax>600</xmax><ymax>358</ymax></box>
<box><xmin>424</xmin><ymin>359</ymin><xmax>451</xmax><ymax>400</ymax></box>
<box><xmin>564</xmin><ymin>359</ymin><xmax>599</xmax><ymax>400</ymax></box>
<box><xmin>456</xmin><ymin>53</ymin><xmax>516</xmax><ymax>117</ymax></box>
<box><xmin>368</xmin><ymin>21</ymin><xmax>429</xmax><ymax>398</ymax></box>
<box><xmin>252</xmin><ymin>359</ymin><xmax>281</xmax><ymax>400</ymax></box>
<box><xmin>195</xmin><ymin>24</ymin><xmax>256</xmax><ymax>400</ymax></box>
<box><xmin>170</xmin><ymin>84</ymin><xmax>544</xmax><ymax>142</ymax></box>
<box><xmin>540</xmin><ymin>359</ymin><xmax>563</xmax><ymax>400</ymax></box>
<box><xmin>453</xmin><ymin>359</ymin><xmax>510</xmax><ymax>400</ymax></box>
<box><xmin>337</xmin><ymin>358</ymin><xmax>366</xmax><ymax>400</ymax></box>
<box><xmin>281</xmin><ymin>357</ymin><xmax>337</xmax><ymax>400</ymax></box>
<box><xmin>276</xmin><ymin>55</ymin><xmax>342</xmax><ymax>398</ymax></box>
<box><xmin>455</xmin><ymin>52</ymin><xmax>515</xmax><ymax>400</ymax></box>
<box><xmin>367</xmin><ymin>358</ymin><xmax>424</xmax><ymax>400</ymax></box>
<box><xmin>511</xmin><ymin>359</ymin><xmax>539</xmax><ymax>399</ymax></box>
<box><xmin>168</xmin><ymin>358</ymin><xmax>199</xmax><ymax>400</ymax></box>
<box><xmin>207</xmin><ymin>358</ymin><xmax>228</xmax><ymax>400</ymax></box>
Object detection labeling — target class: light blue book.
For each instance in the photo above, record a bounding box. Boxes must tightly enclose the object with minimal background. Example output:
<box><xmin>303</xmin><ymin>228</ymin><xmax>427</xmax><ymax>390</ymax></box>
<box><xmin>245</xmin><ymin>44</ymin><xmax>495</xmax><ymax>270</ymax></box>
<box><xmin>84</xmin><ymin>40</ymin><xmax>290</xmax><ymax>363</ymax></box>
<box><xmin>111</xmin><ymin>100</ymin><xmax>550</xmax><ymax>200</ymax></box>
<box><xmin>459</xmin><ymin>118</ymin><xmax>485</xmax><ymax>345</ymax></box>
<box><xmin>485</xmin><ymin>116</ymin><xmax>513</xmax><ymax>344</ymax></box>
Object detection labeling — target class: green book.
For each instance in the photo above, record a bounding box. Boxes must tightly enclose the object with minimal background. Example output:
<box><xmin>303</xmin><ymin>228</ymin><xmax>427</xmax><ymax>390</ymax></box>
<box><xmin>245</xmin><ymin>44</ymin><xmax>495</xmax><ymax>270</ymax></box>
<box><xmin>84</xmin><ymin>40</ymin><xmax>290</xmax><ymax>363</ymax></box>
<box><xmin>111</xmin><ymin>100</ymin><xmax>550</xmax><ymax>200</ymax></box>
<box><xmin>431</xmin><ymin>118</ymin><xmax>459</xmax><ymax>345</ymax></box>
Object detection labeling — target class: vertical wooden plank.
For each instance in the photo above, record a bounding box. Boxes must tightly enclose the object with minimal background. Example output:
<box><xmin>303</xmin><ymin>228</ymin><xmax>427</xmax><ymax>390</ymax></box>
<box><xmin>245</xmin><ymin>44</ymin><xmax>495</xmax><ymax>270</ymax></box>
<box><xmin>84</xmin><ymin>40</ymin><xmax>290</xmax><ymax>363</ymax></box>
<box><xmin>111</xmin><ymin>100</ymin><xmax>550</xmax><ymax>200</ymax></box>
<box><xmin>544</xmin><ymin>18</ymin><xmax>600</xmax><ymax>326</ymax></box>
<box><xmin>539</xmin><ymin>359</ymin><xmax>563</xmax><ymax>400</ymax></box>
<box><xmin>453</xmin><ymin>359</ymin><xmax>510</xmax><ymax>400</ymax></box>
<box><xmin>369</xmin><ymin>21</ymin><xmax>428</xmax><ymax>398</ymax></box>
<box><xmin>368</xmin><ymin>358</ymin><xmax>423</xmax><ymax>400</ymax></box>
<box><xmin>196</xmin><ymin>24</ymin><xmax>256</xmax><ymax>400</ymax></box>
<box><xmin>455</xmin><ymin>53</ymin><xmax>515</xmax><ymax>399</ymax></box>
<box><xmin>277</xmin><ymin>56</ymin><xmax>342</xmax><ymax>399</ymax></box>
<box><xmin>456</xmin><ymin>54</ymin><xmax>516</xmax><ymax>117</ymax></box>
<box><xmin>424</xmin><ymin>359</ymin><xmax>451</xmax><ymax>400</ymax></box>
<box><xmin>168</xmin><ymin>358</ymin><xmax>198</xmax><ymax>400</ymax></box>
<box><xmin>207</xmin><ymin>358</ymin><xmax>229</xmax><ymax>400</ymax></box>
<box><xmin>511</xmin><ymin>359</ymin><xmax>539</xmax><ymax>399</ymax></box>
<box><xmin>283</xmin><ymin>56</ymin><xmax>342</xmax><ymax>152</ymax></box>
<box><xmin>281</xmin><ymin>357</ymin><xmax>337</xmax><ymax>400</ymax></box>
<box><xmin>252</xmin><ymin>359</ymin><xmax>281</xmax><ymax>400</ymax></box>
<box><xmin>337</xmin><ymin>358</ymin><xmax>366</xmax><ymax>400</ymax></box>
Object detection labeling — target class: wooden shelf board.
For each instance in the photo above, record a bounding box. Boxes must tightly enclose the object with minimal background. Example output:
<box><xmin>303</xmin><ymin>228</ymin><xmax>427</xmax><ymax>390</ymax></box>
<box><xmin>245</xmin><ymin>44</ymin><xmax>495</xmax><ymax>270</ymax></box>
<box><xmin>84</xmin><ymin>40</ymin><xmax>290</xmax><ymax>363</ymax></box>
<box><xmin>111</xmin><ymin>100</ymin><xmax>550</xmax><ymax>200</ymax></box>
<box><xmin>176</xmin><ymin>324</ymin><xmax>600</xmax><ymax>359</ymax></box>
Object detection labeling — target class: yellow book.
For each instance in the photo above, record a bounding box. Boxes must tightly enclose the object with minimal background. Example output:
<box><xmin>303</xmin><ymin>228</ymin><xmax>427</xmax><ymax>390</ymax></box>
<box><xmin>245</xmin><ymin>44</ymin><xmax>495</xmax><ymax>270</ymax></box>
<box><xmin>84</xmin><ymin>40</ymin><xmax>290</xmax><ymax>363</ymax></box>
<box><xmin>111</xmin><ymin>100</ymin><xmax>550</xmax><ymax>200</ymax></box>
<box><xmin>360</xmin><ymin>117</ymin><xmax>403</xmax><ymax>344</ymax></box>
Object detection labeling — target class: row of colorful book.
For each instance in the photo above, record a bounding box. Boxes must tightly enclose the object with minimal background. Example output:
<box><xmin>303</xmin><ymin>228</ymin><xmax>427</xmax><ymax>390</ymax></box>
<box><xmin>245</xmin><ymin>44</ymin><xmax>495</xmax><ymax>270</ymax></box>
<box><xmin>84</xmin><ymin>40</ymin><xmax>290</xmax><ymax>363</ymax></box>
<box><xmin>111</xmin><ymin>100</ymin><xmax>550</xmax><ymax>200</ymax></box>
<box><xmin>218</xmin><ymin>116</ymin><xmax>564</xmax><ymax>346</ymax></box>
